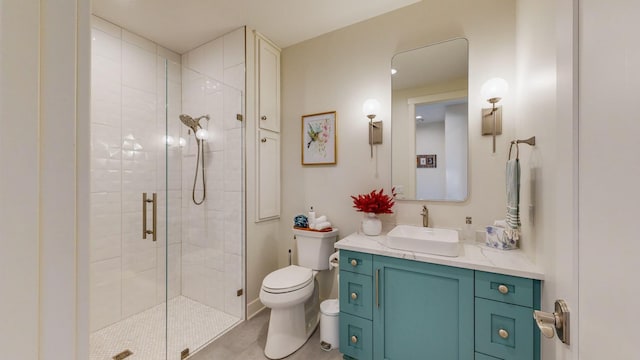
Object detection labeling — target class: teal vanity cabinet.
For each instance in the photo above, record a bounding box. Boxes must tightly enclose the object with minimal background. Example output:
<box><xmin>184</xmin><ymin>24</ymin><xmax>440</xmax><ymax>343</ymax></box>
<box><xmin>338</xmin><ymin>250</ymin><xmax>541</xmax><ymax>360</ymax></box>
<box><xmin>373</xmin><ymin>255</ymin><xmax>475</xmax><ymax>359</ymax></box>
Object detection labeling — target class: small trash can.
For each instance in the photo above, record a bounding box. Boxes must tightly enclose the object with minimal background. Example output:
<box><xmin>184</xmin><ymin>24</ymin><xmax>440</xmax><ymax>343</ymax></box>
<box><xmin>320</xmin><ymin>299</ymin><xmax>340</xmax><ymax>351</ymax></box>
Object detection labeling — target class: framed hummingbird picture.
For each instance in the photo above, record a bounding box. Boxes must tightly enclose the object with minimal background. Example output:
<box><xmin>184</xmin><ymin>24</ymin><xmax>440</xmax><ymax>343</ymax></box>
<box><xmin>301</xmin><ymin>111</ymin><xmax>337</xmax><ymax>165</ymax></box>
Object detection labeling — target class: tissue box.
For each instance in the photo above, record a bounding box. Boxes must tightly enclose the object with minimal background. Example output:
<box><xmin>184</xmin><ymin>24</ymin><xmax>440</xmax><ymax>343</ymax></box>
<box><xmin>485</xmin><ymin>226</ymin><xmax>518</xmax><ymax>250</ymax></box>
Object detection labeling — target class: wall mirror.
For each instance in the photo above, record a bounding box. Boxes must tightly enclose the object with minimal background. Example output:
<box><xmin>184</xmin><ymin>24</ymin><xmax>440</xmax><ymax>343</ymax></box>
<box><xmin>391</xmin><ymin>38</ymin><xmax>469</xmax><ymax>201</ymax></box>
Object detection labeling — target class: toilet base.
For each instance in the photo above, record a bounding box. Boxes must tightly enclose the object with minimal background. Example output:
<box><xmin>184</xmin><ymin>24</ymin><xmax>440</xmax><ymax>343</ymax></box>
<box><xmin>264</xmin><ymin>282</ymin><xmax>320</xmax><ymax>359</ymax></box>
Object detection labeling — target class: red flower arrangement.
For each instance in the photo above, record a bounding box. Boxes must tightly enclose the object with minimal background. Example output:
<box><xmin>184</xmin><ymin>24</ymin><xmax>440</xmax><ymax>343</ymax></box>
<box><xmin>351</xmin><ymin>188</ymin><xmax>396</xmax><ymax>214</ymax></box>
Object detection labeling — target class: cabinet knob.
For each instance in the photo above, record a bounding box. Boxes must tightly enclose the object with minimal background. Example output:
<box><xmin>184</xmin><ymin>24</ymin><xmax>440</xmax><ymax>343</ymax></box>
<box><xmin>261</xmin><ymin>115</ymin><xmax>267</xmax><ymax>120</ymax></box>
<box><xmin>498</xmin><ymin>284</ymin><xmax>509</xmax><ymax>294</ymax></box>
<box><xmin>350</xmin><ymin>259</ymin><xmax>358</xmax><ymax>267</ymax></box>
<box><xmin>498</xmin><ymin>329</ymin><xmax>509</xmax><ymax>339</ymax></box>
<box><xmin>261</xmin><ymin>138</ymin><xmax>267</xmax><ymax>143</ymax></box>
<box><xmin>351</xmin><ymin>292</ymin><xmax>358</xmax><ymax>300</ymax></box>
<box><xmin>351</xmin><ymin>335</ymin><xmax>358</xmax><ymax>344</ymax></box>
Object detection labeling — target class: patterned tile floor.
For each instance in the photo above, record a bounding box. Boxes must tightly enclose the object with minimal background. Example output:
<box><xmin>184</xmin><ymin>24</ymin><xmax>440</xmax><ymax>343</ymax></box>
<box><xmin>90</xmin><ymin>296</ymin><xmax>240</xmax><ymax>360</ymax></box>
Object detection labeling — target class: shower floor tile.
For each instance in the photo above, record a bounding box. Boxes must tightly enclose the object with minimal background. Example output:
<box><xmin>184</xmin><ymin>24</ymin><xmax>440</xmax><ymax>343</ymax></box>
<box><xmin>90</xmin><ymin>296</ymin><xmax>241</xmax><ymax>360</ymax></box>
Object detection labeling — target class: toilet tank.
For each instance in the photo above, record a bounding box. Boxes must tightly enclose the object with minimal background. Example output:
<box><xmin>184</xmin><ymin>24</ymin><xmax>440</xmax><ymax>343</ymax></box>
<box><xmin>293</xmin><ymin>228</ymin><xmax>339</xmax><ymax>270</ymax></box>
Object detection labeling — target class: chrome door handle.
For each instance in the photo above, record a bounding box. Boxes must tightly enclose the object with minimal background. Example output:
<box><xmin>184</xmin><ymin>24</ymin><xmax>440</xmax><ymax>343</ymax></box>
<box><xmin>142</xmin><ymin>192</ymin><xmax>157</xmax><ymax>242</ymax></box>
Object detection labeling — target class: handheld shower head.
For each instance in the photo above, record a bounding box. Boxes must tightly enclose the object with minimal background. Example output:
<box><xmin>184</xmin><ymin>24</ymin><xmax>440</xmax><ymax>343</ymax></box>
<box><xmin>179</xmin><ymin>114</ymin><xmax>199</xmax><ymax>133</ymax></box>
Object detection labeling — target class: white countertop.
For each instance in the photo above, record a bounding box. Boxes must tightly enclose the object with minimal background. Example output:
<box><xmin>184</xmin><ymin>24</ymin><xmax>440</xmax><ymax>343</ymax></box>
<box><xmin>334</xmin><ymin>232</ymin><xmax>545</xmax><ymax>280</ymax></box>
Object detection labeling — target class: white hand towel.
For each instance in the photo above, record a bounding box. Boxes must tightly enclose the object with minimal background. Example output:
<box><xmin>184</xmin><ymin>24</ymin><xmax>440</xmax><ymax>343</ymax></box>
<box><xmin>313</xmin><ymin>221</ymin><xmax>332</xmax><ymax>230</ymax></box>
<box><xmin>315</xmin><ymin>215</ymin><xmax>327</xmax><ymax>223</ymax></box>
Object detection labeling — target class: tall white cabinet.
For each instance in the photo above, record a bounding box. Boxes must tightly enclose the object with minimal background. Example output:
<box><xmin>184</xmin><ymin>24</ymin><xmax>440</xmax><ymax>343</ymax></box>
<box><xmin>254</xmin><ymin>33</ymin><xmax>281</xmax><ymax>221</ymax></box>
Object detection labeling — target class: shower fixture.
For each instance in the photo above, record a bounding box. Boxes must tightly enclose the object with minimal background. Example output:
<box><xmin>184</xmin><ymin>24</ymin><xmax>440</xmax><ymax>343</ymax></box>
<box><xmin>180</xmin><ymin>114</ymin><xmax>210</xmax><ymax>205</ymax></box>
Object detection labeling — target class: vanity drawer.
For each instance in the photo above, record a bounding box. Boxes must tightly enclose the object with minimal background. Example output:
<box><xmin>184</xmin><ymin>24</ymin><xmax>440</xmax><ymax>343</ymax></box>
<box><xmin>339</xmin><ymin>312</ymin><xmax>372</xmax><ymax>360</ymax></box>
<box><xmin>339</xmin><ymin>270</ymin><xmax>373</xmax><ymax>320</ymax></box>
<box><xmin>340</xmin><ymin>250</ymin><xmax>373</xmax><ymax>276</ymax></box>
<box><xmin>475</xmin><ymin>271</ymin><xmax>534</xmax><ymax>307</ymax></box>
<box><xmin>475</xmin><ymin>298</ymin><xmax>534</xmax><ymax>360</ymax></box>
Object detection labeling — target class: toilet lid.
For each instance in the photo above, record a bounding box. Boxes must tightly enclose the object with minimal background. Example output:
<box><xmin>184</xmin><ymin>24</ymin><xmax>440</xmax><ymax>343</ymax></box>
<box><xmin>262</xmin><ymin>265</ymin><xmax>313</xmax><ymax>294</ymax></box>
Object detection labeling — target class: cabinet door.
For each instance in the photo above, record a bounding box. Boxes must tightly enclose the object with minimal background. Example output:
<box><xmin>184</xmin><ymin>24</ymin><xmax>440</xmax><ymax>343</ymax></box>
<box><xmin>373</xmin><ymin>255</ymin><xmax>474</xmax><ymax>360</ymax></box>
<box><xmin>258</xmin><ymin>37</ymin><xmax>280</xmax><ymax>132</ymax></box>
<box><xmin>257</xmin><ymin>130</ymin><xmax>279</xmax><ymax>220</ymax></box>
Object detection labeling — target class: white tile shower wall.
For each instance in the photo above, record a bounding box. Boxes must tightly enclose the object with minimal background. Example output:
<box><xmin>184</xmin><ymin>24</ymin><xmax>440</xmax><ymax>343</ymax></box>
<box><xmin>180</xmin><ymin>27</ymin><xmax>245</xmax><ymax>319</ymax></box>
<box><xmin>90</xmin><ymin>17</ymin><xmax>183</xmax><ymax>332</ymax></box>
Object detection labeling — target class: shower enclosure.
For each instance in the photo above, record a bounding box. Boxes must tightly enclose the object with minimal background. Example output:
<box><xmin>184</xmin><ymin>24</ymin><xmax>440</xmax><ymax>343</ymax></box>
<box><xmin>89</xmin><ymin>18</ymin><xmax>245</xmax><ymax>359</ymax></box>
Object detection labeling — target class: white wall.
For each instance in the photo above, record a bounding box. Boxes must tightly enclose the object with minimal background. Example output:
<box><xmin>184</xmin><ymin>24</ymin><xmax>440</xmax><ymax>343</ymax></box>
<box><xmin>445</xmin><ymin>103</ymin><xmax>468</xmax><ymax>200</ymax></box>
<box><xmin>579</xmin><ymin>0</ymin><xmax>640</xmax><ymax>357</ymax></box>
<box><xmin>0</xmin><ymin>0</ymin><xmax>91</xmax><ymax>358</ymax></box>
<box><xmin>281</xmin><ymin>0</ymin><xmax>516</xmax><ymax>300</ymax></box>
<box><xmin>180</xmin><ymin>28</ymin><xmax>245</xmax><ymax>318</ymax></box>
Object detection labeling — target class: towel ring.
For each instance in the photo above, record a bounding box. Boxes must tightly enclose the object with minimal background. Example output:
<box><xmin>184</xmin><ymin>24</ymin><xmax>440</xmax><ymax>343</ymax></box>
<box><xmin>509</xmin><ymin>141</ymin><xmax>519</xmax><ymax>160</ymax></box>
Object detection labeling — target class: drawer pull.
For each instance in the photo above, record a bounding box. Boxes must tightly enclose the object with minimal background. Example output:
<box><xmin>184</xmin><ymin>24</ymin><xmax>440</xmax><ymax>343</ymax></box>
<box><xmin>261</xmin><ymin>115</ymin><xmax>267</xmax><ymax>120</ymax></box>
<box><xmin>350</xmin><ymin>259</ymin><xmax>358</xmax><ymax>267</ymax></box>
<box><xmin>498</xmin><ymin>329</ymin><xmax>509</xmax><ymax>339</ymax></box>
<box><xmin>351</xmin><ymin>292</ymin><xmax>358</xmax><ymax>300</ymax></box>
<box><xmin>498</xmin><ymin>284</ymin><xmax>509</xmax><ymax>294</ymax></box>
<box><xmin>351</xmin><ymin>335</ymin><xmax>358</xmax><ymax>344</ymax></box>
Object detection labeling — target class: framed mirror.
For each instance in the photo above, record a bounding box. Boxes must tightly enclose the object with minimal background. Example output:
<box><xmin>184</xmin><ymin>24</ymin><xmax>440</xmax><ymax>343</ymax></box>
<box><xmin>391</xmin><ymin>38</ymin><xmax>469</xmax><ymax>201</ymax></box>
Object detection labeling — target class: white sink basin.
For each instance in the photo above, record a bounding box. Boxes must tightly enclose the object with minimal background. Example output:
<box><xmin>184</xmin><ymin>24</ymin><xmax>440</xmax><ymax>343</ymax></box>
<box><xmin>385</xmin><ymin>225</ymin><xmax>460</xmax><ymax>257</ymax></box>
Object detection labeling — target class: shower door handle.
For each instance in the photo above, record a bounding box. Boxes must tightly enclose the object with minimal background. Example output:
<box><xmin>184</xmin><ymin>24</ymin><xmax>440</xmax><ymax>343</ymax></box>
<box><xmin>142</xmin><ymin>192</ymin><xmax>157</xmax><ymax>241</ymax></box>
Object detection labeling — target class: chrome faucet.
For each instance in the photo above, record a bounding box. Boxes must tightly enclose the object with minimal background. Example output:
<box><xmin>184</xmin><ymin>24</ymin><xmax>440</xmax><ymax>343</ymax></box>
<box><xmin>421</xmin><ymin>205</ymin><xmax>429</xmax><ymax>227</ymax></box>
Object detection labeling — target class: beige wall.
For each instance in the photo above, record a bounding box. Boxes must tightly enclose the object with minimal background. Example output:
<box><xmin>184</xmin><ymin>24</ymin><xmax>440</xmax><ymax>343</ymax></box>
<box><xmin>514</xmin><ymin>0</ymin><xmax>561</xmax><ymax>357</ymax></box>
<box><xmin>280</xmin><ymin>0</ymin><xmax>517</xmax><ymax>300</ymax></box>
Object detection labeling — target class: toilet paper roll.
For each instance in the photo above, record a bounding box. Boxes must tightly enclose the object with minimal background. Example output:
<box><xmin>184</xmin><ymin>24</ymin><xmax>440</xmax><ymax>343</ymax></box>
<box><xmin>329</xmin><ymin>251</ymin><xmax>340</xmax><ymax>269</ymax></box>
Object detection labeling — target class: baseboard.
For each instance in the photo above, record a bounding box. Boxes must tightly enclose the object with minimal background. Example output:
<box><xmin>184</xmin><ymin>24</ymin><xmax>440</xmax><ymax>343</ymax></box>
<box><xmin>247</xmin><ymin>297</ymin><xmax>266</xmax><ymax>319</ymax></box>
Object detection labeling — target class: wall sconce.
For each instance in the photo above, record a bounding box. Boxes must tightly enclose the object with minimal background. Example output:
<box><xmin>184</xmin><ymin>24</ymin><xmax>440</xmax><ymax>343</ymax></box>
<box><xmin>362</xmin><ymin>98</ymin><xmax>382</xmax><ymax>158</ymax></box>
<box><xmin>481</xmin><ymin>78</ymin><xmax>508</xmax><ymax>153</ymax></box>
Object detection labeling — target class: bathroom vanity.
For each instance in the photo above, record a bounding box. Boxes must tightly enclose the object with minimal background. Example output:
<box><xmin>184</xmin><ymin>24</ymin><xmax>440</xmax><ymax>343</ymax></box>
<box><xmin>335</xmin><ymin>233</ymin><xmax>544</xmax><ymax>360</ymax></box>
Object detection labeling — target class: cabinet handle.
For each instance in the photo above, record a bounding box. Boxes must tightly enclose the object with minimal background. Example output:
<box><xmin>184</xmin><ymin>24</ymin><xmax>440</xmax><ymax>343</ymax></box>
<box><xmin>498</xmin><ymin>284</ymin><xmax>509</xmax><ymax>294</ymax></box>
<box><xmin>261</xmin><ymin>115</ymin><xmax>267</xmax><ymax>120</ymax></box>
<box><xmin>350</xmin><ymin>259</ymin><xmax>358</xmax><ymax>267</ymax></box>
<box><xmin>498</xmin><ymin>329</ymin><xmax>509</xmax><ymax>339</ymax></box>
<box><xmin>375</xmin><ymin>268</ymin><xmax>380</xmax><ymax>308</ymax></box>
<box><xmin>351</xmin><ymin>292</ymin><xmax>358</xmax><ymax>300</ymax></box>
<box><xmin>261</xmin><ymin>138</ymin><xmax>267</xmax><ymax>143</ymax></box>
<box><xmin>351</xmin><ymin>335</ymin><xmax>358</xmax><ymax>344</ymax></box>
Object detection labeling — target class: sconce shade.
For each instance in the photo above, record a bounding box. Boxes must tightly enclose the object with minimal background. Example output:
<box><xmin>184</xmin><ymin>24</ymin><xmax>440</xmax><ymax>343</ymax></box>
<box><xmin>362</xmin><ymin>98</ymin><xmax>381</xmax><ymax>118</ymax></box>
<box><xmin>481</xmin><ymin>77</ymin><xmax>508</xmax><ymax>102</ymax></box>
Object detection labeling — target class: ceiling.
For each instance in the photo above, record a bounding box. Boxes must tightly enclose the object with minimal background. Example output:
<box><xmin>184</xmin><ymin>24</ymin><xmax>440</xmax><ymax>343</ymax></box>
<box><xmin>92</xmin><ymin>0</ymin><xmax>421</xmax><ymax>54</ymax></box>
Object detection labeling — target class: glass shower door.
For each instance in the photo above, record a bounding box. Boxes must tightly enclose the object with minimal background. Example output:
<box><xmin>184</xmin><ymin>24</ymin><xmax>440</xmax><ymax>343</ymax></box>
<box><xmin>89</xmin><ymin>22</ymin><xmax>169</xmax><ymax>359</ymax></box>
<box><xmin>164</xmin><ymin>62</ymin><xmax>244</xmax><ymax>359</ymax></box>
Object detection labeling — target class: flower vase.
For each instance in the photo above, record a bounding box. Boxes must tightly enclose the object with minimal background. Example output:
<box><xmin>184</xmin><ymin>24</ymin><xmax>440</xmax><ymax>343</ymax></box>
<box><xmin>362</xmin><ymin>213</ymin><xmax>382</xmax><ymax>236</ymax></box>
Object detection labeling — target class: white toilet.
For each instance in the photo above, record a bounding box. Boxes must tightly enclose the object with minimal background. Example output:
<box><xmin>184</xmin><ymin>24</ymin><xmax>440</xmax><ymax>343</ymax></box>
<box><xmin>260</xmin><ymin>228</ymin><xmax>339</xmax><ymax>359</ymax></box>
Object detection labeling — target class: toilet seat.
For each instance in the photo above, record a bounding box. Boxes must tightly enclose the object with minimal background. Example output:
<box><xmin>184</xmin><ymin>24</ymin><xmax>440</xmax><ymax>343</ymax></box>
<box><xmin>262</xmin><ymin>265</ymin><xmax>313</xmax><ymax>294</ymax></box>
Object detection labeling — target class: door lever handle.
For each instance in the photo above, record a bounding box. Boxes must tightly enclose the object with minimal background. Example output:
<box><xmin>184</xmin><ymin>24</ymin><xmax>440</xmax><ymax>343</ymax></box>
<box><xmin>533</xmin><ymin>299</ymin><xmax>570</xmax><ymax>344</ymax></box>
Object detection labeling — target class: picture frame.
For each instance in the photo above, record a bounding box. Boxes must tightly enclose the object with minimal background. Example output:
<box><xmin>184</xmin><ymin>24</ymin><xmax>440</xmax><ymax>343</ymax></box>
<box><xmin>417</xmin><ymin>154</ymin><xmax>437</xmax><ymax>168</ymax></box>
<box><xmin>301</xmin><ymin>111</ymin><xmax>337</xmax><ymax>165</ymax></box>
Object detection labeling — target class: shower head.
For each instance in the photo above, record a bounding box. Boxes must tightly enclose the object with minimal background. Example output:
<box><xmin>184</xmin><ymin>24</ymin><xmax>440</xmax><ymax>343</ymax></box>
<box><xmin>180</xmin><ymin>114</ymin><xmax>210</xmax><ymax>133</ymax></box>
<box><xmin>180</xmin><ymin>114</ymin><xmax>199</xmax><ymax>132</ymax></box>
